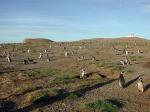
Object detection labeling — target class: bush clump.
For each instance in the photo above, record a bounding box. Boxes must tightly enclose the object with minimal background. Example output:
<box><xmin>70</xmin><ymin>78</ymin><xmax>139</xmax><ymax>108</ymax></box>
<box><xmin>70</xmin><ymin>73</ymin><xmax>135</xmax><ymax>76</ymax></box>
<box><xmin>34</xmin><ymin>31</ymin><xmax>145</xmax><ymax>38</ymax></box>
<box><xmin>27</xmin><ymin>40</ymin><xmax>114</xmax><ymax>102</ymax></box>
<box><xmin>85</xmin><ymin>100</ymin><xmax>118</xmax><ymax>112</ymax></box>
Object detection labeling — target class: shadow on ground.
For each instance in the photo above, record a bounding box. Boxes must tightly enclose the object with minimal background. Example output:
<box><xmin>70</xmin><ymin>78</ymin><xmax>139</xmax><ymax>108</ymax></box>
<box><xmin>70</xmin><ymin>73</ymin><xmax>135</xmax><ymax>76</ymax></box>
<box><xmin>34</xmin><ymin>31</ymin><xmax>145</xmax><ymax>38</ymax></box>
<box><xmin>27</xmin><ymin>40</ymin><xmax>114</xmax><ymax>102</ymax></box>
<box><xmin>145</xmin><ymin>84</ymin><xmax>150</xmax><ymax>92</ymax></box>
<box><xmin>124</xmin><ymin>75</ymin><xmax>144</xmax><ymax>88</ymax></box>
<box><xmin>15</xmin><ymin>79</ymin><xmax>117</xmax><ymax>112</ymax></box>
<box><xmin>0</xmin><ymin>100</ymin><xmax>17</xmax><ymax>112</ymax></box>
<box><xmin>105</xmin><ymin>98</ymin><xmax>125</xmax><ymax>109</ymax></box>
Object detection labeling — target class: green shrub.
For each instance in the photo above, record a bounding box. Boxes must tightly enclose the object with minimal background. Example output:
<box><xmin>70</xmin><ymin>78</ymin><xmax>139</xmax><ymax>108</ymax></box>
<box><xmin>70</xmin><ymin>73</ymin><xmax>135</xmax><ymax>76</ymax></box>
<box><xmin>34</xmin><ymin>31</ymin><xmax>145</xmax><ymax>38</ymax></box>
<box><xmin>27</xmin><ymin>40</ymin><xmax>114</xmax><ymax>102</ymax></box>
<box><xmin>23</xmin><ymin>70</ymin><xmax>40</xmax><ymax>78</ymax></box>
<box><xmin>85</xmin><ymin>100</ymin><xmax>118</xmax><ymax>112</ymax></box>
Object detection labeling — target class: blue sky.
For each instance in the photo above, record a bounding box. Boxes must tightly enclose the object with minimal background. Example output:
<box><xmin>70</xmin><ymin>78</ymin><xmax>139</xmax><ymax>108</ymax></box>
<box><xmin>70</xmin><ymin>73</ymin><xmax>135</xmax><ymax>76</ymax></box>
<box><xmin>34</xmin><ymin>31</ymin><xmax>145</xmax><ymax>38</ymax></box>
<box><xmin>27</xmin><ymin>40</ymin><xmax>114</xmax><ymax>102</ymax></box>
<box><xmin>0</xmin><ymin>0</ymin><xmax>150</xmax><ymax>43</ymax></box>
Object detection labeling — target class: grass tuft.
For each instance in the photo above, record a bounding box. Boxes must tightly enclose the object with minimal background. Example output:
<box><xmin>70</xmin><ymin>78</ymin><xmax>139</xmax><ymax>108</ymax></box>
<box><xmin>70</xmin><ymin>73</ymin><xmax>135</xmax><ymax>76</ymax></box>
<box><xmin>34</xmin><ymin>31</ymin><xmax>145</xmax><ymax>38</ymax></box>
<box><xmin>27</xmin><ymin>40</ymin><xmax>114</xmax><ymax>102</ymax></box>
<box><xmin>22</xmin><ymin>68</ymin><xmax>59</xmax><ymax>78</ymax></box>
<box><xmin>65</xmin><ymin>93</ymin><xmax>79</xmax><ymax>100</ymax></box>
<box><xmin>126</xmin><ymin>69</ymin><xmax>134</xmax><ymax>73</ymax></box>
<box><xmin>85</xmin><ymin>100</ymin><xmax>118</xmax><ymax>112</ymax></box>
<box><xmin>100</xmin><ymin>62</ymin><xmax>125</xmax><ymax>72</ymax></box>
<box><xmin>53</xmin><ymin>77</ymin><xmax>74</xmax><ymax>84</ymax></box>
<box><xmin>14</xmin><ymin>85</ymin><xmax>41</xmax><ymax>95</ymax></box>
<box><xmin>23</xmin><ymin>88</ymin><xmax>59</xmax><ymax>105</ymax></box>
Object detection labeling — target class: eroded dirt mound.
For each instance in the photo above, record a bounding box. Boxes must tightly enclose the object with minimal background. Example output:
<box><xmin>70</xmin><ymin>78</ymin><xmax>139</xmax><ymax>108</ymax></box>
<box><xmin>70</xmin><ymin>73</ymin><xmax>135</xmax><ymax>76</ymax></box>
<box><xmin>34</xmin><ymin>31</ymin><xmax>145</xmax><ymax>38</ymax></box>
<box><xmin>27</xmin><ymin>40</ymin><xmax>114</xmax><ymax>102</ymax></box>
<box><xmin>23</xmin><ymin>38</ymin><xmax>54</xmax><ymax>44</ymax></box>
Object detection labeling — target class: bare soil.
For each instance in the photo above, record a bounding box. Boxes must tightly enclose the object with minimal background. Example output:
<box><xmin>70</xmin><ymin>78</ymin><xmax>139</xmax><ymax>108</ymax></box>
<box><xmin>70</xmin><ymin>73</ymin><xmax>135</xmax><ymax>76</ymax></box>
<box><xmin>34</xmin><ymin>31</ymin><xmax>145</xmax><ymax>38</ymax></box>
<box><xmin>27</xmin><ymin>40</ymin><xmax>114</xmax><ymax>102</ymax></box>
<box><xmin>0</xmin><ymin>37</ymin><xmax>150</xmax><ymax>112</ymax></box>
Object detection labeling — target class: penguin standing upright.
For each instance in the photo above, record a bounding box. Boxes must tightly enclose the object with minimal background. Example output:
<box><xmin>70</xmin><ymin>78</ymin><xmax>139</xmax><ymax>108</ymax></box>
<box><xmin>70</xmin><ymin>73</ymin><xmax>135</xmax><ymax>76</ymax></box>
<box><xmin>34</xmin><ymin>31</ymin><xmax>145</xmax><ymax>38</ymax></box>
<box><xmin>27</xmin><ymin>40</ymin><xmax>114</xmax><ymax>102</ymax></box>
<box><xmin>6</xmin><ymin>54</ymin><xmax>11</xmax><ymax>63</ymax></box>
<box><xmin>137</xmin><ymin>77</ymin><xmax>144</xmax><ymax>92</ymax></box>
<box><xmin>39</xmin><ymin>52</ymin><xmax>43</xmax><ymax>60</ymax></box>
<box><xmin>65</xmin><ymin>51</ymin><xmax>68</xmax><ymax>57</ymax></box>
<box><xmin>80</xmin><ymin>69</ymin><xmax>86</xmax><ymax>79</ymax></box>
<box><xmin>119</xmin><ymin>71</ymin><xmax>125</xmax><ymax>88</ymax></box>
<box><xmin>27</xmin><ymin>48</ymin><xmax>31</xmax><ymax>54</ymax></box>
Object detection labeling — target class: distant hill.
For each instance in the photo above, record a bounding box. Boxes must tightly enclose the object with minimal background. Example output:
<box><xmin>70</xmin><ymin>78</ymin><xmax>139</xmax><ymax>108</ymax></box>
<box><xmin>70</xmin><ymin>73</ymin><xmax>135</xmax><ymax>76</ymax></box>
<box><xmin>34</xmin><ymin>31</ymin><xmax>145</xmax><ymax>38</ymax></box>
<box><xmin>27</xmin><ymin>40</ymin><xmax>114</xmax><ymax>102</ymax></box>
<box><xmin>23</xmin><ymin>38</ymin><xmax>54</xmax><ymax>44</ymax></box>
<box><xmin>80</xmin><ymin>37</ymin><xmax>149</xmax><ymax>42</ymax></box>
<box><xmin>22</xmin><ymin>37</ymin><xmax>149</xmax><ymax>44</ymax></box>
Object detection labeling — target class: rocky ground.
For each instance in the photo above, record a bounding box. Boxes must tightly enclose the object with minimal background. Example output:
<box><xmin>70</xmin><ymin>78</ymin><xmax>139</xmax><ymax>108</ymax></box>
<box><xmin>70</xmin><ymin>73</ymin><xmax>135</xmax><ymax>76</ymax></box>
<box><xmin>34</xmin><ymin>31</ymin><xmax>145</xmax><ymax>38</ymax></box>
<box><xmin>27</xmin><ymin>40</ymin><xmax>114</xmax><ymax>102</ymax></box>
<box><xmin>0</xmin><ymin>37</ymin><xmax>150</xmax><ymax>112</ymax></box>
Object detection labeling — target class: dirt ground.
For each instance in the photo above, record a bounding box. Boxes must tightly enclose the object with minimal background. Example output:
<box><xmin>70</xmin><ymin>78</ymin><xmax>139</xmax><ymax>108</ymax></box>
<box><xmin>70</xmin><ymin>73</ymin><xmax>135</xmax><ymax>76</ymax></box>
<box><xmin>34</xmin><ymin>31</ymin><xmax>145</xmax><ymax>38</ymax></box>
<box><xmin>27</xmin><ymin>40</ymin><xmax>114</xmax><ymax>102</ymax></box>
<box><xmin>0</xmin><ymin>37</ymin><xmax>150</xmax><ymax>112</ymax></box>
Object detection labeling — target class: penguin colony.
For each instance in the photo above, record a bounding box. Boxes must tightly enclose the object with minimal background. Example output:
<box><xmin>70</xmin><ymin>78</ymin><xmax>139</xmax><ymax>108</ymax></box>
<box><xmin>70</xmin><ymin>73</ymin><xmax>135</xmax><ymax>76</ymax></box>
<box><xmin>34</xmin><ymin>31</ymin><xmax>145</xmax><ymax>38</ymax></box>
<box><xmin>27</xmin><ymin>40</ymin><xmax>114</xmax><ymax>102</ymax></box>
<box><xmin>3</xmin><ymin>42</ymin><xmax>148</xmax><ymax>93</ymax></box>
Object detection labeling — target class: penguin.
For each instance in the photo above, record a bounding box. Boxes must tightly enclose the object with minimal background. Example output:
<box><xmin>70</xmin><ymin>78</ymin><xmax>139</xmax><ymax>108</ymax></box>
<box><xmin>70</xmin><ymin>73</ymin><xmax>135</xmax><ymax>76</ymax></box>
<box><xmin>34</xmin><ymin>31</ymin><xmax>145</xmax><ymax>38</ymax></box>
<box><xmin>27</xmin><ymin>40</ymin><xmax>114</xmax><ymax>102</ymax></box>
<box><xmin>125</xmin><ymin>50</ymin><xmax>128</xmax><ymax>55</ymax></box>
<box><xmin>120</xmin><ymin>60</ymin><xmax>125</xmax><ymax>66</ymax></box>
<box><xmin>118</xmin><ymin>71</ymin><xmax>125</xmax><ymax>88</ymax></box>
<box><xmin>6</xmin><ymin>54</ymin><xmax>11</xmax><ymax>63</ymax></box>
<box><xmin>137</xmin><ymin>77</ymin><xmax>144</xmax><ymax>92</ymax></box>
<box><xmin>65</xmin><ymin>52</ymin><xmax>68</xmax><ymax>57</ymax></box>
<box><xmin>124</xmin><ymin>56</ymin><xmax>130</xmax><ymax>65</ymax></box>
<box><xmin>80</xmin><ymin>69</ymin><xmax>86</xmax><ymax>79</ymax></box>
<box><xmin>27</xmin><ymin>48</ymin><xmax>31</xmax><ymax>53</ymax></box>
<box><xmin>39</xmin><ymin>52</ymin><xmax>43</xmax><ymax>60</ymax></box>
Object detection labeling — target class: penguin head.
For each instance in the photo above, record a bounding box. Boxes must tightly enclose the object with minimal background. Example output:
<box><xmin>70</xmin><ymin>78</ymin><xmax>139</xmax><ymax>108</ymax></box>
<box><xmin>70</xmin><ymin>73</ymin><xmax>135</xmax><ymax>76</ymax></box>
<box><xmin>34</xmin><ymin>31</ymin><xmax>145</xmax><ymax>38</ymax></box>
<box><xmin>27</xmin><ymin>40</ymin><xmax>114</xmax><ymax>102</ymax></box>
<box><xmin>120</xmin><ymin>71</ymin><xmax>125</xmax><ymax>75</ymax></box>
<box><xmin>139</xmin><ymin>77</ymin><xmax>143</xmax><ymax>82</ymax></box>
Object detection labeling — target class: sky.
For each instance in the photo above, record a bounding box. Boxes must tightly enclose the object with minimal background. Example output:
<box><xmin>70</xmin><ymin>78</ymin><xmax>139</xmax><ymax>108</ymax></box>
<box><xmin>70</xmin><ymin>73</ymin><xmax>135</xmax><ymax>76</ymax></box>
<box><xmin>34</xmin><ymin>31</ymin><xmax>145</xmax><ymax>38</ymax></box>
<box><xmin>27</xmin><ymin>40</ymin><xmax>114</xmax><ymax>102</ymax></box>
<box><xmin>0</xmin><ymin>0</ymin><xmax>150</xmax><ymax>43</ymax></box>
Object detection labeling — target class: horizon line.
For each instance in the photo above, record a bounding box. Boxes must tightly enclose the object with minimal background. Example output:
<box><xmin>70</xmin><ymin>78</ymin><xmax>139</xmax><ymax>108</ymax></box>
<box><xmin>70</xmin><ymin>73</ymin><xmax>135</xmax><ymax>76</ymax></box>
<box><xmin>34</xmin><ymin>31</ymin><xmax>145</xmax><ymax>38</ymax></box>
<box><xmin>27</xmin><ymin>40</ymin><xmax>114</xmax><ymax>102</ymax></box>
<box><xmin>0</xmin><ymin>36</ymin><xmax>150</xmax><ymax>44</ymax></box>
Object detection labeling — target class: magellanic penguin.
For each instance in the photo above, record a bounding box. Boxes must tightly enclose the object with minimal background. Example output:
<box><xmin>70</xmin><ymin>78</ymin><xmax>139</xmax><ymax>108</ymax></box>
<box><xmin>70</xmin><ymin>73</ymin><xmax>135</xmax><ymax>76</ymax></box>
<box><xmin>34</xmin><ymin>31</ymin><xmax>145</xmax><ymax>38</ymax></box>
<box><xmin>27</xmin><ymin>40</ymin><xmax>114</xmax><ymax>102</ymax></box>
<box><xmin>80</xmin><ymin>69</ymin><xmax>86</xmax><ymax>79</ymax></box>
<box><xmin>6</xmin><ymin>55</ymin><xmax>11</xmax><ymax>63</ymax></box>
<box><xmin>137</xmin><ymin>77</ymin><xmax>144</xmax><ymax>92</ymax></box>
<box><xmin>119</xmin><ymin>71</ymin><xmax>125</xmax><ymax>88</ymax></box>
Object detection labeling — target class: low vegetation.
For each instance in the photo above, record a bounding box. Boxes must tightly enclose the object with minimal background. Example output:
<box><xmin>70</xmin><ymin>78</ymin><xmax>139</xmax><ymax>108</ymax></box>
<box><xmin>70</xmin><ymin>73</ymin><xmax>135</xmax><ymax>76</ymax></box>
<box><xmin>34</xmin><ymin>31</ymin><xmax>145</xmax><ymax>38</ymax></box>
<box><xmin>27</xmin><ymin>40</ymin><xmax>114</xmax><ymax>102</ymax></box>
<box><xmin>53</xmin><ymin>77</ymin><xmax>75</xmax><ymax>84</ymax></box>
<box><xmin>22</xmin><ymin>68</ymin><xmax>59</xmax><ymax>79</ymax></box>
<box><xmin>126</xmin><ymin>69</ymin><xmax>134</xmax><ymax>73</ymax></box>
<box><xmin>22</xmin><ymin>88</ymin><xmax>59</xmax><ymax>106</ymax></box>
<box><xmin>85</xmin><ymin>100</ymin><xmax>118</xmax><ymax>112</ymax></box>
<box><xmin>100</xmin><ymin>62</ymin><xmax>125</xmax><ymax>72</ymax></box>
<box><xmin>65</xmin><ymin>93</ymin><xmax>79</xmax><ymax>101</ymax></box>
<box><xmin>50</xmin><ymin>69</ymin><xmax>76</xmax><ymax>84</ymax></box>
<box><xmin>14</xmin><ymin>85</ymin><xmax>41</xmax><ymax>96</ymax></box>
<box><xmin>129</xmin><ymin>56</ymin><xmax>143</xmax><ymax>61</ymax></box>
<box><xmin>1</xmin><ymin>37</ymin><xmax>150</xmax><ymax>111</ymax></box>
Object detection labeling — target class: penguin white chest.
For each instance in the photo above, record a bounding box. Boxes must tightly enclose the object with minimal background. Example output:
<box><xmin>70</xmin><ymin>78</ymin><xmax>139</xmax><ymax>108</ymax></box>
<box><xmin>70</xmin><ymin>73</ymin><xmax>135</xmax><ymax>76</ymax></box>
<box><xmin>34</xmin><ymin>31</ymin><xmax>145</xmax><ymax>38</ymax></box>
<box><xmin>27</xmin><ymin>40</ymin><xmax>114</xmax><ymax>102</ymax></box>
<box><xmin>119</xmin><ymin>80</ymin><xmax>124</xmax><ymax>88</ymax></box>
<box><xmin>81</xmin><ymin>71</ymin><xmax>85</xmax><ymax>77</ymax></box>
<box><xmin>137</xmin><ymin>82</ymin><xmax>144</xmax><ymax>92</ymax></box>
